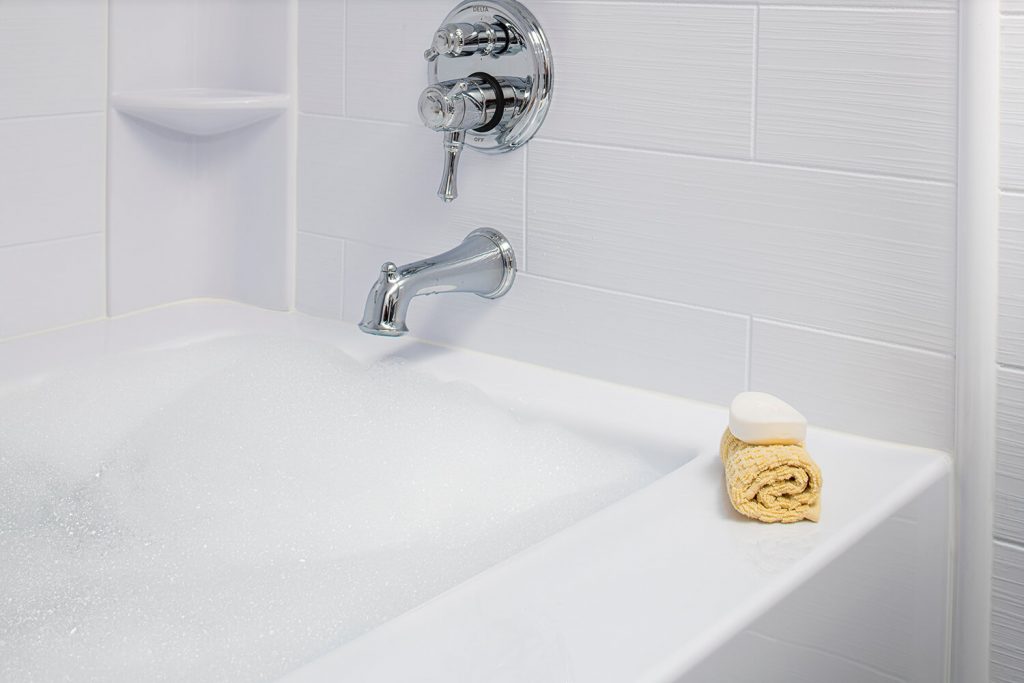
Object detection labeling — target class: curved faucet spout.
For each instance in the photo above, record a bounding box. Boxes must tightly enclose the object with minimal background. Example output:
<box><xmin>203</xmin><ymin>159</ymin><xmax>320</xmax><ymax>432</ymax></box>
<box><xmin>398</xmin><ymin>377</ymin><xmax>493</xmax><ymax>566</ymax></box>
<box><xmin>358</xmin><ymin>228</ymin><xmax>516</xmax><ymax>337</ymax></box>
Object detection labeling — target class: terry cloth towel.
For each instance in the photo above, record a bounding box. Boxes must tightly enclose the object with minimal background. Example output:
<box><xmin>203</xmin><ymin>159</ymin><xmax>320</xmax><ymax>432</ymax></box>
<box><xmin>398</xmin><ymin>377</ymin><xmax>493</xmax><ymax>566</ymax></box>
<box><xmin>720</xmin><ymin>428</ymin><xmax>822</xmax><ymax>524</ymax></box>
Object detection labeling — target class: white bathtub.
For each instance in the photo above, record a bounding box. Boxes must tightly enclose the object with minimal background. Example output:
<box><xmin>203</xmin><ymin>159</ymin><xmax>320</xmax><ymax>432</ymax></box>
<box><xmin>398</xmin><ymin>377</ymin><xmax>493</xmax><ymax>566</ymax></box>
<box><xmin>0</xmin><ymin>301</ymin><xmax>951</xmax><ymax>682</ymax></box>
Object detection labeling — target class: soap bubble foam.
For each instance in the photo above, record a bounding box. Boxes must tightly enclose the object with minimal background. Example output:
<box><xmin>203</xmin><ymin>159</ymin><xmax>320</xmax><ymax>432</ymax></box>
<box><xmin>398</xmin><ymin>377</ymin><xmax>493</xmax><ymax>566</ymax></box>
<box><xmin>0</xmin><ymin>336</ymin><xmax>664</xmax><ymax>682</ymax></box>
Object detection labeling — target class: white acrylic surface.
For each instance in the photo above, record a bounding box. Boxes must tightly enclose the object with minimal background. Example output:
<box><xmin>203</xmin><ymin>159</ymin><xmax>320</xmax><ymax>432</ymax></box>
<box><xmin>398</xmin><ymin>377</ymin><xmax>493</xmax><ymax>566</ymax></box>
<box><xmin>106</xmin><ymin>0</ymin><xmax>290</xmax><ymax>315</ymax></box>
<box><xmin>111</xmin><ymin>89</ymin><xmax>288</xmax><ymax>136</ymax></box>
<box><xmin>0</xmin><ymin>302</ymin><xmax>951</xmax><ymax>682</ymax></box>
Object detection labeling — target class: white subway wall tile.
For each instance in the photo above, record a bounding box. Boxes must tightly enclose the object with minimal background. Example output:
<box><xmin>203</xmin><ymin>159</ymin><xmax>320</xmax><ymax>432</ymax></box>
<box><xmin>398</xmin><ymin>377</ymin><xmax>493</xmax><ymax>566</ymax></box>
<box><xmin>296</xmin><ymin>232</ymin><xmax>345</xmax><ymax>318</ymax></box>
<box><xmin>757</xmin><ymin>9</ymin><xmax>957</xmax><ymax>181</ymax></box>
<box><xmin>0</xmin><ymin>115</ymin><xmax>106</xmax><ymax>248</ymax></box>
<box><xmin>194</xmin><ymin>0</ymin><xmax>289</xmax><ymax>92</ymax></box>
<box><xmin>992</xmin><ymin>541</ymin><xmax>1024</xmax><ymax>683</ymax></box>
<box><xmin>298</xmin><ymin>115</ymin><xmax>525</xmax><ymax>259</ymax></box>
<box><xmin>750</xmin><ymin>321</ymin><xmax>954</xmax><ymax>450</ymax></box>
<box><xmin>0</xmin><ymin>235</ymin><xmax>105</xmax><ymax>339</ymax></box>
<box><xmin>107</xmin><ymin>117</ymin><xmax>206</xmax><ymax>313</ymax></box>
<box><xmin>997</xmin><ymin>368</ymin><xmax>1024</xmax><ymax>546</ymax></box>
<box><xmin>299</xmin><ymin>0</ymin><xmax>346</xmax><ymax>115</ymax></box>
<box><xmin>346</xmin><ymin>0</ymin><xmax>453</xmax><ymax>125</ymax></box>
<box><xmin>109</xmin><ymin>0</ymin><xmax>196</xmax><ymax>91</ymax></box>
<box><xmin>533</xmin><ymin>3</ymin><xmax>754</xmax><ymax>158</ymax></box>
<box><xmin>0</xmin><ymin>0</ymin><xmax>107</xmax><ymax>119</ymax></box>
<box><xmin>1000</xmin><ymin>193</ymin><xmax>1024</xmax><ymax>365</ymax></box>
<box><xmin>528</xmin><ymin>141</ymin><xmax>955</xmax><ymax>352</ymax></box>
<box><xmin>762</xmin><ymin>0</ymin><xmax>954</xmax><ymax>6</ymax></box>
<box><xmin>1004</xmin><ymin>17</ymin><xmax>1024</xmax><ymax>190</ymax></box>
<box><xmin>342</xmin><ymin>241</ymin><xmax>749</xmax><ymax>406</ymax></box>
<box><xmin>998</xmin><ymin>11</ymin><xmax>1024</xmax><ymax>679</ymax></box>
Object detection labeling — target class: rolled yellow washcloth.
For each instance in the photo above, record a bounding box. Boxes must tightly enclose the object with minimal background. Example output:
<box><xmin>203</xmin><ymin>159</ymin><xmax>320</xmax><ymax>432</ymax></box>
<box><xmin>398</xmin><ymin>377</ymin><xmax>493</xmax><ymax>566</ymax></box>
<box><xmin>720</xmin><ymin>392</ymin><xmax>822</xmax><ymax>523</ymax></box>
<box><xmin>720</xmin><ymin>429</ymin><xmax>822</xmax><ymax>523</ymax></box>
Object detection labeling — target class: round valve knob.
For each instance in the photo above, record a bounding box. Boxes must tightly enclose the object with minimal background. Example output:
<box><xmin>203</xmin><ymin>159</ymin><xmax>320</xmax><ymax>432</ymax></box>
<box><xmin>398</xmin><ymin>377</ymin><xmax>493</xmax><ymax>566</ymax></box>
<box><xmin>417</xmin><ymin>76</ymin><xmax>505</xmax><ymax>133</ymax></box>
<box><xmin>423</xmin><ymin>22</ymin><xmax>510</xmax><ymax>62</ymax></box>
<box><xmin>418</xmin><ymin>74</ymin><xmax>516</xmax><ymax>203</ymax></box>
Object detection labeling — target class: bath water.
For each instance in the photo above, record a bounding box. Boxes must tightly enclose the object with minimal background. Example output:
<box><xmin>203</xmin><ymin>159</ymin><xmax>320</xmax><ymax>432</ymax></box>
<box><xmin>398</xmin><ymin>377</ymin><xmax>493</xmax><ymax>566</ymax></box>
<box><xmin>0</xmin><ymin>336</ymin><xmax>662</xmax><ymax>682</ymax></box>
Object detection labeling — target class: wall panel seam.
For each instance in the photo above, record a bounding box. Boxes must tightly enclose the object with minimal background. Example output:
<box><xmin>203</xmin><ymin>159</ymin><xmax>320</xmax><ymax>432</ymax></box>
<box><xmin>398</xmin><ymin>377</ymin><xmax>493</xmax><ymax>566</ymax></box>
<box><xmin>299</xmin><ymin>113</ymin><xmax>957</xmax><ymax>187</ymax></box>
<box><xmin>0</xmin><ymin>232</ymin><xmax>105</xmax><ymax>252</ymax></box>
<box><xmin>994</xmin><ymin>538</ymin><xmax>1024</xmax><ymax>553</ymax></box>
<box><xmin>0</xmin><ymin>110</ymin><xmax>105</xmax><ymax>123</ymax></box>
<box><xmin>752</xmin><ymin>316</ymin><xmax>954</xmax><ymax>359</ymax></box>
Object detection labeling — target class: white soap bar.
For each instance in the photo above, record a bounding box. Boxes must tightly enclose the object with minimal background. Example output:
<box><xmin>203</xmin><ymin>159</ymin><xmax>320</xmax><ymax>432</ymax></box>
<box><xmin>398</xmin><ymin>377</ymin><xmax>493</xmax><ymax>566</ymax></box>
<box><xmin>729</xmin><ymin>392</ymin><xmax>807</xmax><ymax>445</ymax></box>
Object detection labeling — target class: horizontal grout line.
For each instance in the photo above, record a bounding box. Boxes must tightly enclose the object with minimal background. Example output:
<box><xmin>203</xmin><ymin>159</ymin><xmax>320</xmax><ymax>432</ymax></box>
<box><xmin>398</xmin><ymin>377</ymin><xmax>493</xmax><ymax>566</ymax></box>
<box><xmin>754</xmin><ymin>4</ymin><xmax>952</xmax><ymax>12</ymax></box>
<box><xmin>299</xmin><ymin>112</ymin><xmax>412</xmax><ymax>128</ymax></box>
<box><xmin>751</xmin><ymin>316</ymin><xmax>953</xmax><ymax>358</ymax></box>
<box><xmin>336</xmin><ymin>239</ymin><xmax>952</xmax><ymax>358</ymax></box>
<box><xmin>543</xmin><ymin>0</ymin><xmax>952</xmax><ymax>11</ymax></box>
<box><xmin>997</xmin><ymin>362</ymin><xmax>1024</xmax><ymax>375</ymax></box>
<box><xmin>298</xmin><ymin>230</ymin><xmax>345</xmax><ymax>242</ymax></box>
<box><xmin>0</xmin><ymin>110</ymin><xmax>105</xmax><ymax>124</ymax></box>
<box><xmin>495</xmin><ymin>272</ymin><xmax>953</xmax><ymax>357</ymax></box>
<box><xmin>0</xmin><ymin>232</ymin><xmax>103</xmax><ymax>251</ymax></box>
<box><xmin>534</xmin><ymin>134</ymin><xmax>754</xmax><ymax>164</ymax></box>
<box><xmin>336</xmin><ymin>237</ymin><xmax>431</xmax><ymax>262</ymax></box>
<box><xmin>296</xmin><ymin>114</ymin><xmax>955</xmax><ymax>187</ymax></box>
<box><xmin>533</xmin><ymin>137</ymin><xmax>955</xmax><ymax>186</ymax></box>
<box><xmin>994</xmin><ymin>538</ymin><xmax>1024</xmax><ymax>553</ymax></box>
<box><xmin>523</xmin><ymin>272</ymin><xmax>751</xmax><ymax>320</ymax></box>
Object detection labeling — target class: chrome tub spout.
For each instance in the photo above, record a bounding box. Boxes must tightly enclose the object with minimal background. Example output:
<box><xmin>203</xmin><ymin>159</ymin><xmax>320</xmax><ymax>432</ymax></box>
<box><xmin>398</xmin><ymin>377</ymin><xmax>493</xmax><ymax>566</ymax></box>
<box><xmin>358</xmin><ymin>228</ymin><xmax>516</xmax><ymax>337</ymax></box>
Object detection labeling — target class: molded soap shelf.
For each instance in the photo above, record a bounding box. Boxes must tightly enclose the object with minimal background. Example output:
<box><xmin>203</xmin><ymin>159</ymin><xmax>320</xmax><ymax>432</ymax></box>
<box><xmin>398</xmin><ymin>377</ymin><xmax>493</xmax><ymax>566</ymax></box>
<box><xmin>111</xmin><ymin>89</ymin><xmax>289</xmax><ymax>136</ymax></box>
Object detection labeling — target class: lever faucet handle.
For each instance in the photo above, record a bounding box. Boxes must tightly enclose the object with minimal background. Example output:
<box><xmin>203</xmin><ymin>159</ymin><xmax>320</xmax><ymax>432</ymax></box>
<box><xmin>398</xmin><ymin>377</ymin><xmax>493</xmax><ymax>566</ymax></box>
<box><xmin>437</xmin><ymin>131</ymin><xmax>464</xmax><ymax>203</ymax></box>
<box><xmin>418</xmin><ymin>76</ymin><xmax>511</xmax><ymax>203</ymax></box>
<box><xmin>418</xmin><ymin>78</ymin><xmax>495</xmax><ymax>203</ymax></box>
<box><xmin>424</xmin><ymin>22</ymin><xmax>510</xmax><ymax>62</ymax></box>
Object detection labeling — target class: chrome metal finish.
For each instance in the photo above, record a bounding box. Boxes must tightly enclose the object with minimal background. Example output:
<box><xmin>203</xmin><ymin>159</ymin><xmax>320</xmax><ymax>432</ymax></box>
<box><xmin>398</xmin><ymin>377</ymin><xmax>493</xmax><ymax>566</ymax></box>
<box><xmin>419</xmin><ymin>0</ymin><xmax>553</xmax><ymax>202</ymax></box>
<box><xmin>438</xmin><ymin>131</ymin><xmax>464</xmax><ymax>202</ymax></box>
<box><xmin>359</xmin><ymin>228</ymin><xmax>517</xmax><ymax>337</ymax></box>
<box><xmin>418</xmin><ymin>75</ymin><xmax>528</xmax><ymax>201</ymax></box>
<box><xmin>423</xmin><ymin>22</ymin><xmax>514</xmax><ymax>62</ymax></box>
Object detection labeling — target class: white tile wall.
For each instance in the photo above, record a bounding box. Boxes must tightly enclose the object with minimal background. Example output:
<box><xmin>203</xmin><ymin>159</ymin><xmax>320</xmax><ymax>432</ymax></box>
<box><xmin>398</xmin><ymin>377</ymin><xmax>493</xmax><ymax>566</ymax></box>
<box><xmin>527</xmin><ymin>140</ymin><xmax>955</xmax><ymax>351</ymax></box>
<box><xmin>535</xmin><ymin>4</ymin><xmax>755</xmax><ymax>157</ymax></box>
<box><xmin>345</xmin><ymin>1</ymin><xmax>452</xmax><ymax>126</ymax></box>
<box><xmin>0</xmin><ymin>115</ymin><xmax>106</xmax><ymax>248</ymax></box>
<box><xmin>996</xmin><ymin>3</ymin><xmax>1024</xmax><ymax>674</ymax></box>
<box><xmin>750</xmin><ymin>321</ymin><xmax>954</xmax><ymax>450</ymax></box>
<box><xmin>1003</xmin><ymin>16</ymin><xmax>1024</xmax><ymax>191</ymax></box>
<box><xmin>299</xmin><ymin>116</ymin><xmax>525</xmax><ymax>258</ymax></box>
<box><xmin>992</xmin><ymin>542</ymin><xmax>1024</xmax><ymax>683</ymax></box>
<box><xmin>296</xmin><ymin>232</ymin><xmax>345</xmax><ymax>318</ymax></box>
<box><xmin>757</xmin><ymin>8</ymin><xmax>957</xmax><ymax>180</ymax></box>
<box><xmin>0</xmin><ymin>235</ymin><xmax>106</xmax><ymax>338</ymax></box>
<box><xmin>0</xmin><ymin>0</ymin><xmax>107</xmax><ymax>119</ymax></box>
<box><xmin>106</xmin><ymin>0</ymin><xmax>291</xmax><ymax>315</ymax></box>
<box><xmin>298</xmin><ymin>0</ymin><xmax>958</xmax><ymax>447</ymax></box>
<box><xmin>0</xmin><ymin>0</ymin><xmax>108</xmax><ymax>340</ymax></box>
<box><xmin>298</xmin><ymin>0</ymin><xmax>346</xmax><ymax>115</ymax></box>
<box><xmin>341</xmin><ymin>240</ymin><xmax>749</xmax><ymax>406</ymax></box>
<box><xmin>997</xmin><ymin>368</ymin><xmax>1024</xmax><ymax>545</ymax></box>
<box><xmin>1001</xmin><ymin>193</ymin><xmax>1024</xmax><ymax>365</ymax></box>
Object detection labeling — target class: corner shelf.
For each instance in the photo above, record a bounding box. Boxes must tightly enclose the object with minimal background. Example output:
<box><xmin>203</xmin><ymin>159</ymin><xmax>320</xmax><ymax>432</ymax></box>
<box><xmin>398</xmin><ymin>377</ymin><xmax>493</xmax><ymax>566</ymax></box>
<box><xmin>111</xmin><ymin>89</ymin><xmax>289</xmax><ymax>136</ymax></box>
